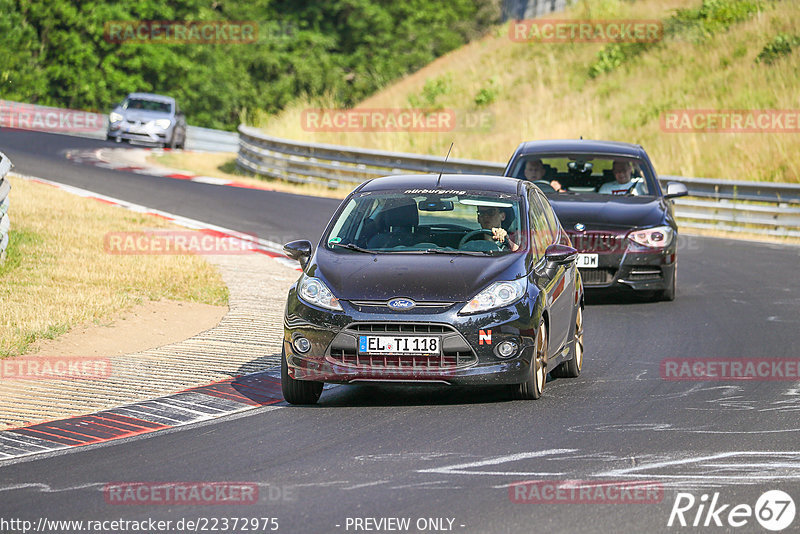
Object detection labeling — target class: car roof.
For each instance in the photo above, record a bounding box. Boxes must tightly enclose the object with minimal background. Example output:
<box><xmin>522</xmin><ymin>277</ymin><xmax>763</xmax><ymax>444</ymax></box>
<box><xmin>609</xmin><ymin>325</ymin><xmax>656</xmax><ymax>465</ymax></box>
<box><xmin>514</xmin><ymin>139</ymin><xmax>644</xmax><ymax>158</ymax></box>
<box><xmin>125</xmin><ymin>93</ymin><xmax>175</xmax><ymax>104</ymax></box>
<box><xmin>358</xmin><ymin>174</ymin><xmax>523</xmax><ymax>194</ymax></box>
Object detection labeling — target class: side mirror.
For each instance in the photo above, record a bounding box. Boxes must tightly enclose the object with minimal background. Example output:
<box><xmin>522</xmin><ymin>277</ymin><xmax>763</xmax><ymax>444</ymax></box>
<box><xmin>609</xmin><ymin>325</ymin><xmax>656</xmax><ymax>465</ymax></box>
<box><xmin>664</xmin><ymin>181</ymin><xmax>689</xmax><ymax>199</ymax></box>
<box><xmin>545</xmin><ymin>243</ymin><xmax>578</xmax><ymax>266</ymax></box>
<box><xmin>283</xmin><ymin>240</ymin><xmax>312</xmax><ymax>269</ymax></box>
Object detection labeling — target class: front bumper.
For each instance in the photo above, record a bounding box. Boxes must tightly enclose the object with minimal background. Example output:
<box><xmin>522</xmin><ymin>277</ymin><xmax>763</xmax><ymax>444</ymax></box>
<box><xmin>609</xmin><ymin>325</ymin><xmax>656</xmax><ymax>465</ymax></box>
<box><xmin>283</xmin><ymin>290</ymin><xmax>540</xmax><ymax>386</ymax></box>
<box><xmin>569</xmin><ymin>231</ymin><xmax>676</xmax><ymax>291</ymax></box>
<box><xmin>108</xmin><ymin>121</ymin><xmax>171</xmax><ymax>144</ymax></box>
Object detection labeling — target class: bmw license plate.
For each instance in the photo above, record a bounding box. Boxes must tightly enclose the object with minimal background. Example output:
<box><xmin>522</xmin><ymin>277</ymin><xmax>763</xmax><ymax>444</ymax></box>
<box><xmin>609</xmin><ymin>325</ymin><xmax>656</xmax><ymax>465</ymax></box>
<box><xmin>577</xmin><ymin>253</ymin><xmax>598</xmax><ymax>268</ymax></box>
<box><xmin>359</xmin><ymin>336</ymin><xmax>440</xmax><ymax>355</ymax></box>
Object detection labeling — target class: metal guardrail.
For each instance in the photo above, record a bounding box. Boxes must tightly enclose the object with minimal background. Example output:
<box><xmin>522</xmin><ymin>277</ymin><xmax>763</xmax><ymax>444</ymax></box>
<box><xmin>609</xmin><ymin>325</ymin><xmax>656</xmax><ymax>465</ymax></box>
<box><xmin>237</xmin><ymin>126</ymin><xmax>800</xmax><ymax>238</ymax></box>
<box><xmin>0</xmin><ymin>99</ymin><xmax>237</xmax><ymax>153</ymax></box>
<box><xmin>0</xmin><ymin>151</ymin><xmax>12</xmax><ymax>262</ymax></box>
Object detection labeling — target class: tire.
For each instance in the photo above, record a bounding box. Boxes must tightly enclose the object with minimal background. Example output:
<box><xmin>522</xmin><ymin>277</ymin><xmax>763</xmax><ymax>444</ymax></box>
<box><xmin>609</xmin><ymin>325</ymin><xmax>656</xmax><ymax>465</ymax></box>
<box><xmin>512</xmin><ymin>321</ymin><xmax>547</xmax><ymax>400</ymax></box>
<box><xmin>657</xmin><ymin>263</ymin><xmax>676</xmax><ymax>301</ymax></box>
<box><xmin>552</xmin><ymin>306</ymin><xmax>583</xmax><ymax>378</ymax></box>
<box><xmin>281</xmin><ymin>347</ymin><xmax>323</xmax><ymax>405</ymax></box>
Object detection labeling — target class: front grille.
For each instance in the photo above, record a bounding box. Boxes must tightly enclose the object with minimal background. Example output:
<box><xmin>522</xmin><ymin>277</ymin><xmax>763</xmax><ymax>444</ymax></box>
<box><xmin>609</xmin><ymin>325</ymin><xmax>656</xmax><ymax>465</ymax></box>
<box><xmin>349</xmin><ymin>300</ymin><xmax>453</xmax><ymax>309</ymax></box>
<box><xmin>329</xmin><ymin>322</ymin><xmax>477</xmax><ymax>370</ymax></box>
<box><xmin>349</xmin><ymin>323</ymin><xmax>450</xmax><ymax>334</ymax></box>
<box><xmin>567</xmin><ymin>231</ymin><xmax>627</xmax><ymax>253</ymax></box>
<box><xmin>580</xmin><ymin>268</ymin><xmax>615</xmax><ymax>285</ymax></box>
<box><xmin>329</xmin><ymin>350</ymin><xmax>474</xmax><ymax>369</ymax></box>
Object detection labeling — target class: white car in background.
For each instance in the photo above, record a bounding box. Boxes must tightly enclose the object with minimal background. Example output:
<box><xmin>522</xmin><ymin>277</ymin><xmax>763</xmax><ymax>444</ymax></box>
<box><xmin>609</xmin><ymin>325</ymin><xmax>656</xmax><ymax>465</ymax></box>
<box><xmin>107</xmin><ymin>92</ymin><xmax>187</xmax><ymax>149</ymax></box>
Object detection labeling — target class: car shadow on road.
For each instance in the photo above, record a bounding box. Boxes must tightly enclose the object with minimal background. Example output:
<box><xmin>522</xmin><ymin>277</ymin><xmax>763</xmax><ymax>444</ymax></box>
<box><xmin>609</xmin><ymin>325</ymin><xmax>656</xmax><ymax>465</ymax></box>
<box><xmin>311</xmin><ymin>383</ymin><xmax>541</xmax><ymax>408</ymax></box>
<box><xmin>584</xmin><ymin>288</ymin><xmax>665</xmax><ymax>306</ymax></box>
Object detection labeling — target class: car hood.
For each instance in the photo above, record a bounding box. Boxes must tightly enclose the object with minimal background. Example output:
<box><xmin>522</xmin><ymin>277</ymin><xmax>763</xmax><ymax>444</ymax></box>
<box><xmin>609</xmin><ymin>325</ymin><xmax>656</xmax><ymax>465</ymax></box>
<box><xmin>117</xmin><ymin>108</ymin><xmax>171</xmax><ymax>122</ymax></box>
<box><xmin>549</xmin><ymin>195</ymin><xmax>665</xmax><ymax>229</ymax></box>
<box><xmin>309</xmin><ymin>248</ymin><xmax>527</xmax><ymax>302</ymax></box>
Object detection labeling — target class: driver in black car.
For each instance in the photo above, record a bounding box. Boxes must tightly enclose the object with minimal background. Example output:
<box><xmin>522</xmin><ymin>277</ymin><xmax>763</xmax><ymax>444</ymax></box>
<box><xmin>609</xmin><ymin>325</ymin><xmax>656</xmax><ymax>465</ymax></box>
<box><xmin>523</xmin><ymin>158</ymin><xmax>566</xmax><ymax>192</ymax></box>
<box><xmin>476</xmin><ymin>206</ymin><xmax>520</xmax><ymax>251</ymax></box>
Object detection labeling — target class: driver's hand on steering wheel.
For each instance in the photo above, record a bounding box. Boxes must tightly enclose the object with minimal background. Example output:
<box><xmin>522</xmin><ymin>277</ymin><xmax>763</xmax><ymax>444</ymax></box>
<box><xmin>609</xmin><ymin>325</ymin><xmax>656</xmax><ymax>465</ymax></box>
<box><xmin>491</xmin><ymin>227</ymin><xmax>520</xmax><ymax>251</ymax></box>
<box><xmin>491</xmin><ymin>227</ymin><xmax>507</xmax><ymax>243</ymax></box>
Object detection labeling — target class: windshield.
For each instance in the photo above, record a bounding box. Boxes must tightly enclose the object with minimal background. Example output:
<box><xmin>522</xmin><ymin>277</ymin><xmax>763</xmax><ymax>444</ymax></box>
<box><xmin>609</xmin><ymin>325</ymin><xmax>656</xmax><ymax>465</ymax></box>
<box><xmin>509</xmin><ymin>154</ymin><xmax>655</xmax><ymax>196</ymax></box>
<box><xmin>122</xmin><ymin>98</ymin><xmax>172</xmax><ymax>113</ymax></box>
<box><xmin>325</xmin><ymin>190</ymin><xmax>526</xmax><ymax>255</ymax></box>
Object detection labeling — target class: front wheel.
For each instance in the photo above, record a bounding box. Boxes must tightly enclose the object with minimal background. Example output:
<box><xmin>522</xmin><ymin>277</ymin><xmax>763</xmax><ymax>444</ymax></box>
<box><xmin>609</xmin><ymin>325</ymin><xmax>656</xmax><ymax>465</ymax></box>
<box><xmin>657</xmin><ymin>263</ymin><xmax>676</xmax><ymax>301</ymax></box>
<box><xmin>552</xmin><ymin>306</ymin><xmax>583</xmax><ymax>378</ymax></box>
<box><xmin>281</xmin><ymin>347</ymin><xmax>323</xmax><ymax>405</ymax></box>
<box><xmin>512</xmin><ymin>322</ymin><xmax>547</xmax><ymax>400</ymax></box>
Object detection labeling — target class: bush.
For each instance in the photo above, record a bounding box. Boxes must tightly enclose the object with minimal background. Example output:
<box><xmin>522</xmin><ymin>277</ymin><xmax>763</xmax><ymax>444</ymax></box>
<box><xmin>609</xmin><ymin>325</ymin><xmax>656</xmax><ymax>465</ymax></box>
<box><xmin>474</xmin><ymin>78</ymin><xmax>498</xmax><ymax>107</ymax></box>
<box><xmin>756</xmin><ymin>33</ymin><xmax>800</xmax><ymax>64</ymax></box>
<box><xmin>589</xmin><ymin>0</ymin><xmax>765</xmax><ymax>78</ymax></box>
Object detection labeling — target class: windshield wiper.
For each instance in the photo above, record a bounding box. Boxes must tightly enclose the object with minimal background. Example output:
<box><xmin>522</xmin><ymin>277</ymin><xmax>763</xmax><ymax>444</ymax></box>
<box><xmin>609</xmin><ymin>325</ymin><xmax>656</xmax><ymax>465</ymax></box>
<box><xmin>423</xmin><ymin>249</ymin><xmax>495</xmax><ymax>256</ymax></box>
<box><xmin>331</xmin><ymin>243</ymin><xmax>374</xmax><ymax>253</ymax></box>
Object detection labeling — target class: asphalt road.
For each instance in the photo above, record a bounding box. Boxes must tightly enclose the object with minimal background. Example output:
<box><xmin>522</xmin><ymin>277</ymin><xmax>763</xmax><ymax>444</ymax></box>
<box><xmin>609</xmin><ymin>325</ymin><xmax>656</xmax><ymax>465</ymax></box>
<box><xmin>2</xmin><ymin>130</ymin><xmax>800</xmax><ymax>534</ymax></box>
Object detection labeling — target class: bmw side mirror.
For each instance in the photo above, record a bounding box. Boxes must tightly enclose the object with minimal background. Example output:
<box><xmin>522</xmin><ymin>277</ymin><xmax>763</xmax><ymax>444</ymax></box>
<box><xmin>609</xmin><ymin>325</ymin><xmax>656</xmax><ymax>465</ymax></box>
<box><xmin>664</xmin><ymin>182</ymin><xmax>688</xmax><ymax>199</ymax></box>
<box><xmin>283</xmin><ymin>240</ymin><xmax>313</xmax><ymax>269</ymax></box>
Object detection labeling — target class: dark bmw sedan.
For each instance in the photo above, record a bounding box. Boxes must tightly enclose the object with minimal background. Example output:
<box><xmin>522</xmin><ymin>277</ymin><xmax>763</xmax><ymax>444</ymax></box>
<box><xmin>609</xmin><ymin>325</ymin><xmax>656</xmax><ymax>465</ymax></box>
<box><xmin>504</xmin><ymin>140</ymin><xmax>688</xmax><ymax>301</ymax></box>
<box><xmin>281</xmin><ymin>174</ymin><xmax>584</xmax><ymax>404</ymax></box>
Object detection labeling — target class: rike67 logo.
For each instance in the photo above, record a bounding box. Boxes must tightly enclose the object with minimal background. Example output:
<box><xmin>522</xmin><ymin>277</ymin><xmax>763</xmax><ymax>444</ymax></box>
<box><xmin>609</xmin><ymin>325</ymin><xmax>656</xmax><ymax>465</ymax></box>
<box><xmin>668</xmin><ymin>490</ymin><xmax>796</xmax><ymax>531</ymax></box>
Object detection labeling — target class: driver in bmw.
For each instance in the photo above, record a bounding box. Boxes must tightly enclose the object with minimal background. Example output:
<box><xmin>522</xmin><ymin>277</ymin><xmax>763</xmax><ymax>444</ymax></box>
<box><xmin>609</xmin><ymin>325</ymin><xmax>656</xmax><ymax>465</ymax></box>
<box><xmin>476</xmin><ymin>206</ymin><xmax>520</xmax><ymax>251</ymax></box>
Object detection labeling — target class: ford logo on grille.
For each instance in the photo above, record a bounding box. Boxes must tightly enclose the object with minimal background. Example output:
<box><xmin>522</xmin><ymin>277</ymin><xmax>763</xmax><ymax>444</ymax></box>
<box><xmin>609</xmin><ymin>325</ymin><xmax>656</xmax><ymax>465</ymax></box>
<box><xmin>574</xmin><ymin>223</ymin><xmax>586</xmax><ymax>231</ymax></box>
<box><xmin>387</xmin><ymin>298</ymin><xmax>416</xmax><ymax>310</ymax></box>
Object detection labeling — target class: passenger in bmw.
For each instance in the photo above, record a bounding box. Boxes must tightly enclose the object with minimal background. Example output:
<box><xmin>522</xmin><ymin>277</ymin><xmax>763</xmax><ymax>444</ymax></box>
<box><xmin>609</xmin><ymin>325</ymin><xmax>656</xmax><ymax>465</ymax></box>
<box><xmin>598</xmin><ymin>160</ymin><xmax>645</xmax><ymax>195</ymax></box>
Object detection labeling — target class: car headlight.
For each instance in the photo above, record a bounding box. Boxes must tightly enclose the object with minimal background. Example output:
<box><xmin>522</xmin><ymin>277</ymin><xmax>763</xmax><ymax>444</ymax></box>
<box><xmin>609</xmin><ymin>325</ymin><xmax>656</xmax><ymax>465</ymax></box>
<box><xmin>109</xmin><ymin>112</ymin><xmax>123</xmax><ymax>123</ymax></box>
<box><xmin>298</xmin><ymin>276</ymin><xmax>342</xmax><ymax>311</ymax></box>
<box><xmin>460</xmin><ymin>279</ymin><xmax>526</xmax><ymax>315</ymax></box>
<box><xmin>154</xmin><ymin>119</ymin><xmax>172</xmax><ymax>129</ymax></box>
<box><xmin>627</xmin><ymin>225</ymin><xmax>674</xmax><ymax>248</ymax></box>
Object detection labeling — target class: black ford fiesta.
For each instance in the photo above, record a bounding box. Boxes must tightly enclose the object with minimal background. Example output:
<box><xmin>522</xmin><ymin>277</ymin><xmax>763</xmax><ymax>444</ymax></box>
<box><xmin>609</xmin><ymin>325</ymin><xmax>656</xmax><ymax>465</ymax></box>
<box><xmin>504</xmin><ymin>140</ymin><xmax>688</xmax><ymax>301</ymax></box>
<box><xmin>281</xmin><ymin>174</ymin><xmax>584</xmax><ymax>405</ymax></box>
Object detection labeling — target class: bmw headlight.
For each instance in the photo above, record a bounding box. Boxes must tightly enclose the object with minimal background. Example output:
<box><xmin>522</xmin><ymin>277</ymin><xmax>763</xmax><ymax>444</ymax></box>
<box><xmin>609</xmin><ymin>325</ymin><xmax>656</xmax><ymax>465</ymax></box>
<box><xmin>298</xmin><ymin>276</ymin><xmax>342</xmax><ymax>311</ymax></box>
<box><xmin>460</xmin><ymin>279</ymin><xmax>526</xmax><ymax>315</ymax></box>
<box><xmin>154</xmin><ymin>119</ymin><xmax>172</xmax><ymax>129</ymax></box>
<box><xmin>627</xmin><ymin>225</ymin><xmax>674</xmax><ymax>248</ymax></box>
<box><xmin>109</xmin><ymin>112</ymin><xmax>123</xmax><ymax>123</ymax></box>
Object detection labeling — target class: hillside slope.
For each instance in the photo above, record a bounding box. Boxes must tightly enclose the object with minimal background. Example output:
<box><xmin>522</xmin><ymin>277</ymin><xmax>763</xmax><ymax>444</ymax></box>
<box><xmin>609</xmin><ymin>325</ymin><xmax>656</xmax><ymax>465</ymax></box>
<box><xmin>256</xmin><ymin>0</ymin><xmax>799</xmax><ymax>182</ymax></box>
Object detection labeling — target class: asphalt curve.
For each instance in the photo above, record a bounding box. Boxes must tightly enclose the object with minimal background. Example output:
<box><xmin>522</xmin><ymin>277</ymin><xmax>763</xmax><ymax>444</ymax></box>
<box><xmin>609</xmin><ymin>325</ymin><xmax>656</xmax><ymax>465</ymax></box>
<box><xmin>2</xmin><ymin>129</ymin><xmax>800</xmax><ymax>534</ymax></box>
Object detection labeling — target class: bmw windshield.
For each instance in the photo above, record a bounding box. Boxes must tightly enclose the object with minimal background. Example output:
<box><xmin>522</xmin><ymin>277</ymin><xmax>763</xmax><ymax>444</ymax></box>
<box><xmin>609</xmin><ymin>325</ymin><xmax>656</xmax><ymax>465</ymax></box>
<box><xmin>508</xmin><ymin>155</ymin><xmax>657</xmax><ymax>197</ymax></box>
<box><xmin>324</xmin><ymin>189</ymin><xmax>526</xmax><ymax>255</ymax></box>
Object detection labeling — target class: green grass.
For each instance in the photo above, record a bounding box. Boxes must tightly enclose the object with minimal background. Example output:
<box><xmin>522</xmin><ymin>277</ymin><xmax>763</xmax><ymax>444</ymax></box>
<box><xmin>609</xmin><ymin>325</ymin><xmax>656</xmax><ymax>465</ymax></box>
<box><xmin>254</xmin><ymin>0</ymin><xmax>799</xmax><ymax>183</ymax></box>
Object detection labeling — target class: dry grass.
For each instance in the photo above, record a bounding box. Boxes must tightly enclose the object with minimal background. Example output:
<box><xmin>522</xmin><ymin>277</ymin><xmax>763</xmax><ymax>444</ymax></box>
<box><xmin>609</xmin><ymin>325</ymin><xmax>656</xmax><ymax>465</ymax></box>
<box><xmin>149</xmin><ymin>151</ymin><xmax>351</xmax><ymax>199</ymax></box>
<box><xmin>253</xmin><ymin>0</ymin><xmax>799</xmax><ymax>182</ymax></box>
<box><xmin>0</xmin><ymin>175</ymin><xmax>229</xmax><ymax>357</ymax></box>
